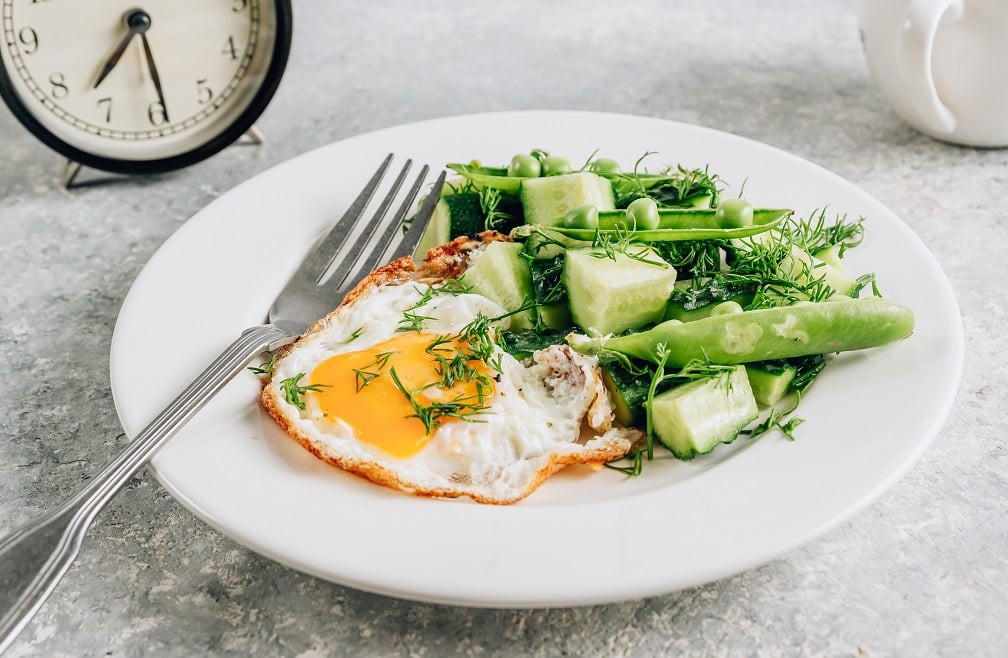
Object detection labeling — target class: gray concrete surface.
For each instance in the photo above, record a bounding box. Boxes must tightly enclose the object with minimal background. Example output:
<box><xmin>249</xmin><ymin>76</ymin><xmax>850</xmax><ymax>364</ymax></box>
<box><xmin>1</xmin><ymin>1</ymin><xmax>1005</xmax><ymax>656</ymax></box>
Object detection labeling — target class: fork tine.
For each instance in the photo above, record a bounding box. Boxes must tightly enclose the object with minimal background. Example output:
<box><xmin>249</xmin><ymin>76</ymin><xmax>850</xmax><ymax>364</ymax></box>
<box><xmin>327</xmin><ymin>169</ymin><xmax>447</xmax><ymax>295</ymax></box>
<box><xmin>349</xmin><ymin>164</ymin><xmax>431</xmax><ymax>278</ymax></box>
<box><xmin>297</xmin><ymin>152</ymin><xmax>394</xmax><ymax>284</ymax></box>
<box><xmin>319</xmin><ymin>158</ymin><xmax>413</xmax><ymax>287</ymax></box>
<box><xmin>386</xmin><ymin>169</ymin><xmax>446</xmax><ymax>263</ymax></box>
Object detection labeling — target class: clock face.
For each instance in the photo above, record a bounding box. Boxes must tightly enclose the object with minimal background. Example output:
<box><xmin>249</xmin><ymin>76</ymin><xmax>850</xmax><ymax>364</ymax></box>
<box><xmin>0</xmin><ymin>0</ymin><xmax>291</xmax><ymax>172</ymax></box>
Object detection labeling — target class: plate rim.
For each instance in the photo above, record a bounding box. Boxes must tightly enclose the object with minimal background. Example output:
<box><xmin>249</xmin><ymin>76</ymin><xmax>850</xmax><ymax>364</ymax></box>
<box><xmin>109</xmin><ymin>109</ymin><xmax>965</xmax><ymax>607</ymax></box>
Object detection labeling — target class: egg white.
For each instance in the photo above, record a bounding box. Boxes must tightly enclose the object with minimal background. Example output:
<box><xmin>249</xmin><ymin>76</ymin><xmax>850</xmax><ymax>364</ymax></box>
<box><xmin>267</xmin><ymin>282</ymin><xmax>633</xmax><ymax>503</ymax></box>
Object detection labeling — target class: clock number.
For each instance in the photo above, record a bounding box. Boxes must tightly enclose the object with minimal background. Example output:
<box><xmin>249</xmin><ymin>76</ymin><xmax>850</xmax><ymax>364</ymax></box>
<box><xmin>232</xmin><ymin>0</ymin><xmax>248</xmax><ymax>11</ymax></box>
<box><xmin>48</xmin><ymin>72</ymin><xmax>68</xmax><ymax>99</ymax></box>
<box><xmin>196</xmin><ymin>78</ymin><xmax>213</xmax><ymax>104</ymax></box>
<box><xmin>97</xmin><ymin>97</ymin><xmax>112</xmax><ymax>123</ymax></box>
<box><xmin>18</xmin><ymin>27</ymin><xmax>39</xmax><ymax>54</ymax></box>
<box><xmin>147</xmin><ymin>101</ymin><xmax>168</xmax><ymax>126</ymax></box>
<box><xmin>221</xmin><ymin>35</ymin><xmax>238</xmax><ymax>60</ymax></box>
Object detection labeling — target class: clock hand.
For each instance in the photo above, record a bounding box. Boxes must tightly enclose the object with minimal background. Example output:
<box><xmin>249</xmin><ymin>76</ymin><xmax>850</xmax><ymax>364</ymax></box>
<box><xmin>92</xmin><ymin>31</ymin><xmax>136</xmax><ymax>89</ymax></box>
<box><xmin>92</xmin><ymin>9</ymin><xmax>152</xmax><ymax>89</ymax></box>
<box><xmin>139</xmin><ymin>32</ymin><xmax>170</xmax><ymax>123</ymax></box>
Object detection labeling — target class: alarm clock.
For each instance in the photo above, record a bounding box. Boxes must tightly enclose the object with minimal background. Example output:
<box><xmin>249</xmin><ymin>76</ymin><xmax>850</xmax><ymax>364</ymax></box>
<box><xmin>0</xmin><ymin>0</ymin><xmax>293</xmax><ymax>176</ymax></box>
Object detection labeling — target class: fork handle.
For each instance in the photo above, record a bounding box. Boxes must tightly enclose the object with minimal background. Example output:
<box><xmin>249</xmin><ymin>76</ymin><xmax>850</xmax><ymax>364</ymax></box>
<box><xmin>0</xmin><ymin>324</ymin><xmax>290</xmax><ymax>653</ymax></box>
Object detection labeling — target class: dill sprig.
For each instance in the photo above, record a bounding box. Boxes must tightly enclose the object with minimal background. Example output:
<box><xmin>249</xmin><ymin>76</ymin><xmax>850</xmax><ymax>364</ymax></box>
<box><xmin>396</xmin><ymin>285</ymin><xmax>439</xmax><ymax>332</ymax></box>
<box><xmin>726</xmin><ymin>226</ymin><xmax>836</xmax><ymax>307</ymax></box>
<box><xmin>352</xmin><ymin>350</ymin><xmax>396</xmax><ymax>392</ymax></box>
<box><xmin>388</xmin><ymin>367</ymin><xmax>492</xmax><ymax>435</ymax></box>
<box><xmin>590</xmin><ymin>226</ymin><xmax>667</xmax><ymax>267</ymax></box>
<box><xmin>280</xmin><ymin>373</ymin><xmax>328</xmax><ymax>410</ymax></box>
<box><xmin>643</xmin><ymin>344</ymin><xmax>672</xmax><ymax>460</ymax></box>
<box><xmin>653</xmin><ymin>240</ymin><xmax>724</xmax><ymax>280</ymax></box>
<box><xmin>248</xmin><ymin>352</ymin><xmax>277</xmax><ymax>379</ymax></box>
<box><xmin>604</xmin><ymin>449</ymin><xmax>644</xmax><ymax>476</ymax></box>
<box><xmin>381</xmin><ymin>299</ymin><xmax>516</xmax><ymax>435</ymax></box>
<box><xmin>344</xmin><ymin>327</ymin><xmax>365</xmax><ymax>344</ymax></box>
<box><xmin>792</xmin><ymin>208</ymin><xmax>865</xmax><ymax>257</ymax></box>
<box><xmin>456</xmin><ymin>309</ymin><xmax>507</xmax><ymax>373</ymax></box>
<box><xmin>851</xmin><ymin>272</ymin><xmax>881</xmax><ymax>298</ymax></box>
<box><xmin>396</xmin><ymin>283</ymin><xmax>472</xmax><ymax>332</ymax></box>
<box><xmin>398</xmin><ymin>308</ymin><xmax>435</xmax><ymax>332</ymax></box>
<box><xmin>743</xmin><ymin>407</ymin><xmax>805</xmax><ymax>441</ymax></box>
<box><xmin>479</xmin><ymin>186</ymin><xmax>509</xmax><ymax>231</ymax></box>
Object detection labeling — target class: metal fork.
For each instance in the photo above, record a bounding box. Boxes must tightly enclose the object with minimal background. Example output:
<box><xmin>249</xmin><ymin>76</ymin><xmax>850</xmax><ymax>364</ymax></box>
<box><xmin>0</xmin><ymin>154</ymin><xmax>446</xmax><ymax>653</ymax></box>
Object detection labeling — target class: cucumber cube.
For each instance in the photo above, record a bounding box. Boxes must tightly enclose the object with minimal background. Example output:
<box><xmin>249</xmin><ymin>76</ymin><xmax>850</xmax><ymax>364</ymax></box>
<box><xmin>652</xmin><ymin>365</ymin><xmax>759</xmax><ymax>460</ymax></box>
<box><xmin>520</xmin><ymin>172</ymin><xmax>615</xmax><ymax>227</ymax></box>
<box><xmin>564</xmin><ymin>247</ymin><xmax>677</xmax><ymax>336</ymax></box>
<box><xmin>746</xmin><ymin>364</ymin><xmax>797</xmax><ymax>406</ymax></box>
<box><xmin>460</xmin><ymin>241</ymin><xmax>534</xmax><ymax>330</ymax></box>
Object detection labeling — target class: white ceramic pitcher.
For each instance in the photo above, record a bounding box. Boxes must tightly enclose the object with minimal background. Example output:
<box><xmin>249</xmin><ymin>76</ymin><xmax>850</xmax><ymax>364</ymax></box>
<box><xmin>858</xmin><ymin>0</ymin><xmax>1008</xmax><ymax>147</ymax></box>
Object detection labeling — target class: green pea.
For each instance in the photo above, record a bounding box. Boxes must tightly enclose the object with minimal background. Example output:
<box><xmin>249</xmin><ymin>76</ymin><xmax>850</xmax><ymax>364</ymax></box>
<box><xmin>507</xmin><ymin>154</ymin><xmax>541</xmax><ymax>178</ymax></box>
<box><xmin>589</xmin><ymin>158</ymin><xmax>621</xmax><ymax>175</ymax></box>
<box><xmin>715</xmin><ymin>198</ymin><xmax>754</xmax><ymax>228</ymax></box>
<box><xmin>541</xmin><ymin>155</ymin><xmax>573</xmax><ymax>176</ymax></box>
<box><xmin>577</xmin><ymin>297</ymin><xmax>915</xmax><ymax>367</ymax></box>
<box><xmin>626</xmin><ymin>197</ymin><xmax>660</xmax><ymax>230</ymax></box>
<box><xmin>563</xmin><ymin>204</ymin><xmax>599</xmax><ymax>229</ymax></box>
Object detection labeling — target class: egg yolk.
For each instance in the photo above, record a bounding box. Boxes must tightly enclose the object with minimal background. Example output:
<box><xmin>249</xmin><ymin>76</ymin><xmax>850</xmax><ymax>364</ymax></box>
<box><xmin>307</xmin><ymin>332</ymin><xmax>496</xmax><ymax>458</ymax></box>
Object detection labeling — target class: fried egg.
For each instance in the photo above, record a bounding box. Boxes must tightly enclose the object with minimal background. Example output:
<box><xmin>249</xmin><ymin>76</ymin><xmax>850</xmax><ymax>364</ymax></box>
<box><xmin>261</xmin><ymin>261</ymin><xmax>635</xmax><ymax>504</ymax></box>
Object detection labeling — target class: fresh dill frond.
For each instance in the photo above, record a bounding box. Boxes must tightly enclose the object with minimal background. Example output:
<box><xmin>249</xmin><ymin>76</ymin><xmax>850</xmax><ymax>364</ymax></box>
<box><xmin>724</xmin><ymin>227</ymin><xmax>838</xmax><ymax>307</ymax></box>
<box><xmin>248</xmin><ymin>352</ymin><xmax>277</xmax><ymax>378</ymax></box>
<box><xmin>280</xmin><ymin>373</ymin><xmax>328</xmax><ymax>410</ymax></box>
<box><xmin>577</xmin><ymin>148</ymin><xmax>601</xmax><ymax>172</ymax></box>
<box><xmin>397</xmin><ymin>308</ymin><xmax>435</xmax><ymax>332</ymax></box>
<box><xmin>457</xmin><ymin>310</ymin><xmax>500</xmax><ymax>369</ymax></box>
<box><xmin>479</xmin><ymin>186</ymin><xmax>508</xmax><ymax>231</ymax></box>
<box><xmin>652</xmin><ymin>240</ymin><xmax>724</xmax><ymax>280</ymax></box>
<box><xmin>851</xmin><ymin>272</ymin><xmax>881</xmax><ymax>298</ymax></box>
<box><xmin>439</xmin><ymin>278</ymin><xmax>472</xmax><ymax>295</ymax></box>
<box><xmin>668</xmin><ymin>357</ymin><xmax>738</xmax><ymax>386</ymax></box>
<box><xmin>388</xmin><ymin>366</ymin><xmax>492</xmax><ymax>436</ymax></box>
<box><xmin>344</xmin><ymin>327</ymin><xmax>365</xmax><ymax>344</ymax></box>
<box><xmin>590</xmin><ymin>226</ymin><xmax>666</xmax><ymax>266</ymax></box>
<box><xmin>643</xmin><ymin>343</ymin><xmax>673</xmax><ymax>460</ymax></box>
<box><xmin>792</xmin><ymin>208</ymin><xmax>865</xmax><ymax>257</ymax></box>
<box><xmin>604</xmin><ymin>449</ymin><xmax>644</xmax><ymax>476</ymax></box>
<box><xmin>396</xmin><ymin>285</ymin><xmax>439</xmax><ymax>332</ymax></box>
<box><xmin>424</xmin><ymin>334</ymin><xmax>455</xmax><ymax>356</ymax></box>
<box><xmin>352</xmin><ymin>350</ymin><xmax>396</xmax><ymax>391</ymax></box>
<box><xmin>742</xmin><ymin>407</ymin><xmax>805</xmax><ymax>441</ymax></box>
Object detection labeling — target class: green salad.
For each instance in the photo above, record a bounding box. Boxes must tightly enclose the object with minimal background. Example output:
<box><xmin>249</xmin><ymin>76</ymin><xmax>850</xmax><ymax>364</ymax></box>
<box><xmin>415</xmin><ymin>149</ymin><xmax>914</xmax><ymax>474</ymax></box>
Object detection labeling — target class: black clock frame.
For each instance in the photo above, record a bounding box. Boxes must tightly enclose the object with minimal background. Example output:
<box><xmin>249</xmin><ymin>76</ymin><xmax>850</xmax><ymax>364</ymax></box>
<box><xmin>0</xmin><ymin>0</ymin><xmax>293</xmax><ymax>175</ymax></box>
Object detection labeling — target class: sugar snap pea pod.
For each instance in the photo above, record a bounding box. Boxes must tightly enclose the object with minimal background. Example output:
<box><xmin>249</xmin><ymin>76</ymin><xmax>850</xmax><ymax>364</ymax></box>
<box><xmin>447</xmin><ymin>162</ymin><xmax>524</xmax><ymax>193</ymax></box>
<box><xmin>573</xmin><ymin>297</ymin><xmax>914</xmax><ymax>367</ymax></box>
<box><xmin>549</xmin><ymin>208</ymin><xmax>792</xmax><ymax>242</ymax></box>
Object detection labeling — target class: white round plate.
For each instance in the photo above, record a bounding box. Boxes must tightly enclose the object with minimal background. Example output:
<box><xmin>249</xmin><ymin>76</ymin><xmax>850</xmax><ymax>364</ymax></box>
<box><xmin>110</xmin><ymin>111</ymin><xmax>963</xmax><ymax>607</ymax></box>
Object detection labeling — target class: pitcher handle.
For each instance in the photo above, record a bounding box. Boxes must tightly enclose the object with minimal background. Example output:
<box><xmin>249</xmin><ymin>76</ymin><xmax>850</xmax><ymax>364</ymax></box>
<box><xmin>900</xmin><ymin>0</ymin><xmax>963</xmax><ymax>134</ymax></box>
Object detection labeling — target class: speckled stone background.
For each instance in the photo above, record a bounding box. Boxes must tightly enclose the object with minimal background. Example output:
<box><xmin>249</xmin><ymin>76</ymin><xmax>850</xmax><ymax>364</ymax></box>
<box><xmin>1</xmin><ymin>1</ymin><xmax>1006</xmax><ymax>656</ymax></box>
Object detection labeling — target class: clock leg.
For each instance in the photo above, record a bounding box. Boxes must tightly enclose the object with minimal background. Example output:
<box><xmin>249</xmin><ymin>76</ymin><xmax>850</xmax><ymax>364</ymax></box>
<box><xmin>61</xmin><ymin>160</ymin><xmax>83</xmax><ymax>189</ymax></box>
<box><xmin>242</xmin><ymin>124</ymin><xmax>265</xmax><ymax>144</ymax></box>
